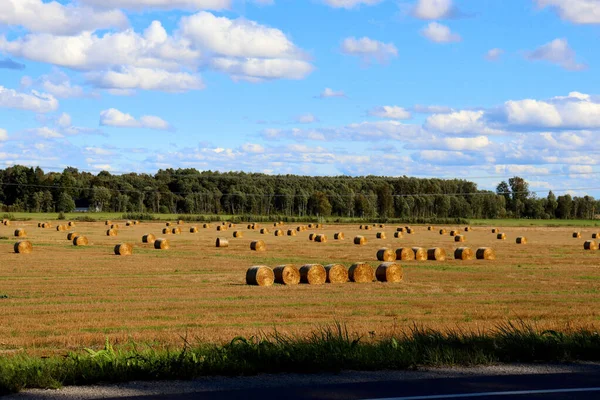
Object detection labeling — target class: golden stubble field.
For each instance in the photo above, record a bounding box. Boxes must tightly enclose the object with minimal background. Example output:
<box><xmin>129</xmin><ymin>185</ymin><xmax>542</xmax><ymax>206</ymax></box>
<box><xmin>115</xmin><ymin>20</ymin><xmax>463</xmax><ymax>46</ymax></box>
<box><xmin>0</xmin><ymin>220</ymin><xmax>599</xmax><ymax>354</ymax></box>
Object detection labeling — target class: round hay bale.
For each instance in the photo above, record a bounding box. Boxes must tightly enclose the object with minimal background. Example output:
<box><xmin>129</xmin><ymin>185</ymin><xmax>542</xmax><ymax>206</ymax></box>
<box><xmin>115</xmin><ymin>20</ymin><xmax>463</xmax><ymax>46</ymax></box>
<box><xmin>203</xmin><ymin>223</ymin><xmax>211</xmax><ymax>229</ymax></box>
<box><xmin>516</xmin><ymin>236</ymin><xmax>527</xmax><ymax>244</ymax></box>
<box><xmin>396</xmin><ymin>227</ymin><xmax>404</xmax><ymax>233</ymax></box>
<box><xmin>106</xmin><ymin>229</ymin><xmax>118</xmax><ymax>237</ymax></box>
<box><xmin>165</xmin><ymin>222</ymin><xmax>171</xmax><ymax>227</ymax></box>
<box><xmin>273</xmin><ymin>222</ymin><xmax>279</xmax><ymax>227</ymax></box>
<box><xmin>190</xmin><ymin>226</ymin><xmax>199</xmax><ymax>233</ymax></box>
<box><xmin>412</xmin><ymin>247</ymin><xmax>427</xmax><ymax>261</ymax></box>
<box><xmin>14</xmin><ymin>228</ymin><xmax>26</xmax><ymax>237</ymax></box>
<box><xmin>154</xmin><ymin>238</ymin><xmax>169</xmax><ymax>250</ymax></box>
<box><xmin>376</xmin><ymin>232</ymin><xmax>386</xmax><ymax>239</ymax></box>
<box><xmin>216</xmin><ymin>225</ymin><xmax>227</xmax><ymax>231</ymax></box>
<box><xmin>395</xmin><ymin>248</ymin><xmax>414</xmax><ymax>261</ymax></box>
<box><xmin>142</xmin><ymin>234</ymin><xmax>155</xmax><ymax>244</ymax></box>
<box><xmin>114</xmin><ymin>243</ymin><xmax>133</xmax><ymax>256</ymax></box>
<box><xmin>273</xmin><ymin>264</ymin><xmax>300</xmax><ymax>285</ymax></box>
<box><xmin>229</xmin><ymin>223</ymin><xmax>235</xmax><ymax>228</ymax></box>
<box><xmin>246</xmin><ymin>266</ymin><xmax>274</xmax><ymax>286</ymax></box>
<box><xmin>376</xmin><ymin>262</ymin><xmax>403</xmax><ymax>283</ymax></box>
<box><xmin>334</xmin><ymin>232</ymin><xmax>345</xmax><ymax>240</ymax></box>
<box><xmin>233</xmin><ymin>231</ymin><xmax>243</xmax><ymax>238</ymax></box>
<box><xmin>247</xmin><ymin>224</ymin><xmax>253</xmax><ymax>230</ymax></box>
<box><xmin>3</xmin><ymin>219</ymin><xmax>10</xmax><ymax>226</ymax></box>
<box><xmin>584</xmin><ymin>240</ymin><xmax>598</xmax><ymax>250</ymax></box>
<box><xmin>299</xmin><ymin>264</ymin><xmax>326</xmax><ymax>285</ymax></box>
<box><xmin>592</xmin><ymin>233</ymin><xmax>600</xmax><ymax>239</ymax></box>
<box><xmin>37</xmin><ymin>222</ymin><xmax>42</xmax><ymax>228</ymax></box>
<box><xmin>377</xmin><ymin>248</ymin><xmax>396</xmax><ymax>262</ymax></box>
<box><xmin>68</xmin><ymin>221</ymin><xmax>75</xmax><ymax>227</ymax></box>
<box><xmin>216</xmin><ymin>237</ymin><xmax>229</xmax><ymax>248</ymax></box>
<box><xmin>296</xmin><ymin>226</ymin><xmax>302</xmax><ymax>232</ymax></box>
<box><xmin>73</xmin><ymin>236</ymin><xmax>88</xmax><ymax>246</ymax></box>
<box><xmin>348</xmin><ymin>262</ymin><xmax>375</xmax><ymax>283</ymax></box>
<box><xmin>454</xmin><ymin>247</ymin><xmax>474</xmax><ymax>260</ymax></box>
<box><xmin>439</xmin><ymin>229</ymin><xmax>447</xmax><ymax>235</ymax></box>
<box><xmin>56</xmin><ymin>225</ymin><xmax>67</xmax><ymax>232</ymax></box>
<box><xmin>134</xmin><ymin>220</ymin><xmax>139</xmax><ymax>225</ymax></box>
<box><xmin>67</xmin><ymin>231</ymin><xmax>79</xmax><ymax>240</ymax></box>
<box><xmin>111</xmin><ymin>224</ymin><xmax>119</xmax><ymax>229</ymax></box>
<box><xmin>455</xmin><ymin>235</ymin><xmax>465</xmax><ymax>242</ymax></box>
<box><xmin>14</xmin><ymin>240</ymin><xmax>32</xmax><ymax>254</ymax></box>
<box><xmin>393</xmin><ymin>231</ymin><xmax>403</xmax><ymax>239</ymax></box>
<box><xmin>427</xmin><ymin>226</ymin><xmax>434</xmax><ymax>231</ymax></box>
<box><xmin>274</xmin><ymin>229</ymin><xmax>284</xmax><ymax>237</ymax></box>
<box><xmin>464</xmin><ymin>226</ymin><xmax>472</xmax><ymax>232</ymax></box>
<box><xmin>476</xmin><ymin>247</ymin><xmax>495</xmax><ymax>260</ymax></box>
<box><xmin>162</xmin><ymin>228</ymin><xmax>171</xmax><ymax>235</ymax></box>
<box><xmin>260</xmin><ymin>228</ymin><xmax>269</xmax><ymax>234</ymax></box>
<box><xmin>308</xmin><ymin>233</ymin><xmax>316</xmax><ymax>241</ymax></box>
<box><xmin>497</xmin><ymin>233</ymin><xmax>506</xmax><ymax>240</ymax></box>
<box><xmin>449</xmin><ymin>230</ymin><xmax>458</xmax><ymax>237</ymax></box>
<box><xmin>172</xmin><ymin>227</ymin><xmax>182</xmax><ymax>235</ymax></box>
<box><xmin>41</xmin><ymin>222</ymin><xmax>50</xmax><ymax>229</ymax></box>
<box><xmin>354</xmin><ymin>235</ymin><xmax>367</xmax><ymax>245</ymax></box>
<box><xmin>491</xmin><ymin>228</ymin><xmax>498</xmax><ymax>233</ymax></box>
<box><xmin>573</xmin><ymin>232</ymin><xmax>582</xmax><ymax>238</ymax></box>
<box><xmin>324</xmin><ymin>264</ymin><xmax>348</xmax><ymax>284</ymax></box>
<box><xmin>427</xmin><ymin>247</ymin><xmax>446</xmax><ymax>261</ymax></box>
<box><xmin>364</xmin><ymin>225</ymin><xmax>372</xmax><ymax>231</ymax></box>
<box><xmin>178</xmin><ymin>220</ymin><xmax>184</xmax><ymax>225</ymax></box>
<box><xmin>308</xmin><ymin>223</ymin><xmax>314</xmax><ymax>228</ymax></box>
<box><xmin>406</xmin><ymin>228</ymin><xmax>414</xmax><ymax>234</ymax></box>
<box><xmin>105</xmin><ymin>220</ymin><xmax>111</xmax><ymax>225</ymax></box>
<box><xmin>379</xmin><ymin>224</ymin><xmax>385</xmax><ymax>228</ymax></box>
<box><xmin>287</xmin><ymin>229</ymin><xmax>297</xmax><ymax>236</ymax></box>
<box><xmin>126</xmin><ymin>221</ymin><xmax>133</xmax><ymax>226</ymax></box>
<box><xmin>315</xmin><ymin>234</ymin><xmax>327</xmax><ymax>243</ymax></box>
<box><xmin>250</xmin><ymin>240</ymin><xmax>266</xmax><ymax>251</ymax></box>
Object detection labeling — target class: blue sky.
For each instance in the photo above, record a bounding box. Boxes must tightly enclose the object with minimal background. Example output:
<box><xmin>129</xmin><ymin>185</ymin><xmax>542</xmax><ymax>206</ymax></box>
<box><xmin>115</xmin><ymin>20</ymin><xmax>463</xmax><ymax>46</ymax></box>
<box><xmin>0</xmin><ymin>0</ymin><xmax>599</xmax><ymax>196</ymax></box>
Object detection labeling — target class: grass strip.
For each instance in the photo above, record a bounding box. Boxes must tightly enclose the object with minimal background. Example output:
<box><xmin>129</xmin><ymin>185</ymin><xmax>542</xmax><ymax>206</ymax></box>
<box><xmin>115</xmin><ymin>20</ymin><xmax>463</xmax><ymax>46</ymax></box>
<box><xmin>1</xmin><ymin>321</ymin><xmax>599</xmax><ymax>394</ymax></box>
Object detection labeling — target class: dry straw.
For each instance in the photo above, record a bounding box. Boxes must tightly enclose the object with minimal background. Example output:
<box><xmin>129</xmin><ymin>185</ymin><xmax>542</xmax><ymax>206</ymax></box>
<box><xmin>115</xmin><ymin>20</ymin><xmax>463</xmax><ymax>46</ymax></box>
<box><xmin>584</xmin><ymin>240</ymin><xmax>598</xmax><ymax>250</ymax></box>
<box><xmin>233</xmin><ymin>231</ymin><xmax>244</xmax><ymax>238</ymax></box>
<box><xmin>246</xmin><ymin>266</ymin><xmax>274</xmax><ymax>286</ymax></box>
<box><xmin>114</xmin><ymin>243</ymin><xmax>133</xmax><ymax>256</ymax></box>
<box><xmin>377</xmin><ymin>248</ymin><xmax>396</xmax><ymax>262</ymax></box>
<box><xmin>454</xmin><ymin>247</ymin><xmax>474</xmax><ymax>260</ymax></box>
<box><xmin>354</xmin><ymin>235</ymin><xmax>367</xmax><ymax>245</ymax></box>
<box><xmin>106</xmin><ymin>229</ymin><xmax>118</xmax><ymax>237</ymax></box>
<box><xmin>376</xmin><ymin>262</ymin><xmax>403</xmax><ymax>283</ymax></box>
<box><xmin>394</xmin><ymin>232</ymin><xmax>403</xmax><ymax>238</ymax></box>
<box><xmin>287</xmin><ymin>229</ymin><xmax>296</xmax><ymax>236</ymax></box>
<box><xmin>273</xmin><ymin>265</ymin><xmax>300</xmax><ymax>285</ymax></box>
<box><xmin>178</xmin><ymin>220</ymin><xmax>184</xmax><ymax>225</ymax></box>
<box><xmin>593</xmin><ymin>233</ymin><xmax>600</xmax><ymax>239</ymax></box>
<box><xmin>190</xmin><ymin>226</ymin><xmax>199</xmax><ymax>233</ymax></box>
<box><xmin>455</xmin><ymin>235</ymin><xmax>465</xmax><ymax>242</ymax></box>
<box><xmin>299</xmin><ymin>264</ymin><xmax>326</xmax><ymax>285</ymax></box>
<box><xmin>251</xmin><ymin>240</ymin><xmax>266</xmax><ymax>251</ymax></box>
<box><xmin>573</xmin><ymin>232</ymin><xmax>582</xmax><ymax>238</ymax></box>
<box><xmin>497</xmin><ymin>233</ymin><xmax>506</xmax><ymax>240</ymax></box>
<box><xmin>154</xmin><ymin>238</ymin><xmax>169</xmax><ymax>250</ymax></box>
<box><xmin>14</xmin><ymin>228</ymin><xmax>26</xmax><ymax>237</ymax></box>
<box><xmin>67</xmin><ymin>231</ymin><xmax>78</xmax><ymax>240</ymax></box>
<box><xmin>334</xmin><ymin>232</ymin><xmax>345</xmax><ymax>240</ymax></box>
<box><xmin>476</xmin><ymin>247</ymin><xmax>495</xmax><ymax>260</ymax></box>
<box><xmin>216</xmin><ymin>238</ymin><xmax>229</xmax><ymax>248</ymax></box>
<box><xmin>14</xmin><ymin>241</ymin><xmax>33</xmax><ymax>254</ymax></box>
<box><xmin>274</xmin><ymin>229</ymin><xmax>284</xmax><ymax>237</ymax></box>
<box><xmin>349</xmin><ymin>262</ymin><xmax>375</xmax><ymax>283</ymax></box>
<box><xmin>412</xmin><ymin>247</ymin><xmax>427</xmax><ymax>261</ymax></box>
<box><xmin>73</xmin><ymin>236</ymin><xmax>89</xmax><ymax>246</ymax></box>
<box><xmin>315</xmin><ymin>234</ymin><xmax>327</xmax><ymax>243</ymax></box>
<box><xmin>142</xmin><ymin>234</ymin><xmax>156</xmax><ymax>244</ymax></box>
<box><xmin>376</xmin><ymin>232</ymin><xmax>386</xmax><ymax>239</ymax></box>
<box><xmin>516</xmin><ymin>236</ymin><xmax>527</xmax><ymax>244</ymax></box>
<box><xmin>427</xmin><ymin>247</ymin><xmax>446</xmax><ymax>261</ymax></box>
<box><xmin>396</xmin><ymin>247</ymin><xmax>414</xmax><ymax>261</ymax></box>
<box><xmin>324</xmin><ymin>264</ymin><xmax>348</xmax><ymax>284</ymax></box>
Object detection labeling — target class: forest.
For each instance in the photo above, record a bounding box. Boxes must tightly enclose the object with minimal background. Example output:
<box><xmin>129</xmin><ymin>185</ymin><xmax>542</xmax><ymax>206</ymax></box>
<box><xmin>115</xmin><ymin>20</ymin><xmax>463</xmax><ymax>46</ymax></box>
<box><xmin>0</xmin><ymin>165</ymin><xmax>597</xmax><ymax>220</ymax></box>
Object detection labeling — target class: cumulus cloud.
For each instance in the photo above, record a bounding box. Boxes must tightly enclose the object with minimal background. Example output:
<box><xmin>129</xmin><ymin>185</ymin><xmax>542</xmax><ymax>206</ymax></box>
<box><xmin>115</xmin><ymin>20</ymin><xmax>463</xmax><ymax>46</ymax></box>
<box><xmin>241</xmin><ymin>143</ymin><xmax>265</xmax><ymax>153</ymax></box>
<box><xmin>0</xmin><ymin>86</ymin><xmax>58</xmax><ymax>113</ymax></box>
<box><xmin>21</xmin><ymin>70</ymin><xmax>88</xmax><ymax>99</ymax></box>
<box><xmin>79</xmin><ymin>0</ymin><xmax>230</xmax><ymax>10</ymax></box>
<box><xmin>0</xmin><ymin>128</ymin><xmax>8</xmax><ymax>141</ymax></box>
<box><xmin>341</xmin><ymin>36</ymin><xmax>398</xmax><ymax>64</ymax></box>
<box><xmin>368</xmin><ymin>106</ymin><xmax>412</xmax><ymax>120</ymax></box>
<box><xmin>87</xmin><ymin>66</ymin><xmax>204</xmax><ymax>92</ymax></box>
<box><xmin>524</xmin><ymin>38</ymin><xmax>586</xmax><ymax>71</ymax></box>
<box><xmin>322</xmin><ymin>0</ymin><xmax>383</xmax><ymax>8</ymax></box>
<box><xmin>413</xmin><ymin>0</ymin><xmax>457</xmax><ymax>19</ymax></box>
<box><xmin>317</xmin><ymin>88</ymin><xmax>346</xmax><ymax>98</ymax></box>
<box><xmin>485</xmin><ymin>48</ymin><xmax>504</xmax><ymax>61</ymax></box>
<box><xmin>420</xmin><ymin>22</ymin><xmax>461</xmax><ymax>43</ymax></box>
<box><xmin>100</xmin><ymin>108</ymin><xmax>172</xmax><ymax>130</ymax></box>
<box><xmin>536</xmin><ymin>0</ymin><xmax>600</xmax><ymax>24</ymax></box>
<box><xmin>425</xmin><ymin>110</ymin><xmax>503</xmax><ymax>135</ymax></box>
<box><xmin>295</xmin><ymin>113</ymin><xmax>318</xmax><ymax>123</ymax></box>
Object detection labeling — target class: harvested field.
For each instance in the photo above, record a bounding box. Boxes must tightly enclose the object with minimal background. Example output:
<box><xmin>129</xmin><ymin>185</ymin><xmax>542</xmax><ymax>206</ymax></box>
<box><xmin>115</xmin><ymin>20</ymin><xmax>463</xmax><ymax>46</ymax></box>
<box><xmin>0</xmin><ymin>221</ymin><xmax>599</xmax><ymax>355</ymax></box>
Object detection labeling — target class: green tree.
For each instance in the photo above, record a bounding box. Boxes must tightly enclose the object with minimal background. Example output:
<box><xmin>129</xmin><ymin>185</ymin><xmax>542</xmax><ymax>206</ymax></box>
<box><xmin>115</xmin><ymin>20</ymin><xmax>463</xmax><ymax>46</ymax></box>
<box><xmin>56</xmin><ymin>192</ymin><xmax>76</xmax><ymax>212</ymax></box>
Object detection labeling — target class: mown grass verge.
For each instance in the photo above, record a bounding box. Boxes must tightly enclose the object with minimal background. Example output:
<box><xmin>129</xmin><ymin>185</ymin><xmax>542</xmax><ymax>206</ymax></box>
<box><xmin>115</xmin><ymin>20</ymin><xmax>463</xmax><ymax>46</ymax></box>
<box><xmin>1</xmin><ymin>321</ymin><xmax>599</xmax><ymax>394</ymax></box>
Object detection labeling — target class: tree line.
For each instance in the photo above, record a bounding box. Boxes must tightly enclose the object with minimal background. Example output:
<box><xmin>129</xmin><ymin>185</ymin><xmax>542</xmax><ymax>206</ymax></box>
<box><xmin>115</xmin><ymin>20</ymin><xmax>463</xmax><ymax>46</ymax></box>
<box><xmin>0</xmin><ymin>165</ymin><xmax>597</xmax><ymax>220</ymax></box>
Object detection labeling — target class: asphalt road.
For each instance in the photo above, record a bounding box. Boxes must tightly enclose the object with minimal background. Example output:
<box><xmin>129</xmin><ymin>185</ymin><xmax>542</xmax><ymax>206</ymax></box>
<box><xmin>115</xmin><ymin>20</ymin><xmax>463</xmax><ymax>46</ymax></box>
<box><xmin>5</xmin><ymin>363</ymin><xmax>600</xmax><ymax>400</ymax></box>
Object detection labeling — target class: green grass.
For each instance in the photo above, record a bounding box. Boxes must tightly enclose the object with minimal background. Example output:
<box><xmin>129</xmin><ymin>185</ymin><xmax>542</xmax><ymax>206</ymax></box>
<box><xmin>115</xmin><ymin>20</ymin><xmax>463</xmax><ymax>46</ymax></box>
<box><xmin>1</xmin><ymin>321</ymin><xmax>599</xmax><ymax>395</ymax></box>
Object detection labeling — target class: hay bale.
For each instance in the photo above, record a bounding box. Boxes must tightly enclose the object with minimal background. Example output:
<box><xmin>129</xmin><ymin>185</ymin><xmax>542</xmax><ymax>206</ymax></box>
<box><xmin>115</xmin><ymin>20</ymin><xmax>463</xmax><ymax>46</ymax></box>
<box><xmin>216</xmin><ymin>225</ymin><xmax>227</xmax><ymax>231</ymax></box>
<box><xmin>439</xmin><ymin>229</ymin><xmax>447</xmax><ymax>235</ymax></box>
<box><xmin>229</xmin><ymin>223</ymin><xmax>235</xmax><ymax>228</ymax></box>
<box><xmin>497</xmin><ymin>233</ymin><xmax>506</xmax><ymax>240</ymax></box>
<box><xmin>37</xmin><ymin>222</ymin><xmax>42</xmax><ymax>228</ymax></box>
<box><xmin>142</xmin><ymin>234</ymin><xmax>156</xmax><ymax>244</ymax></box>
<box><xmin>274</xmin><ymin>229</ymin><xmax>284</xmax><ymax>237</ymax></box>
<box><xmin>315</xmin><ymin>234</ymin><xmax>327</xmax><ymax>243</ymax></box>
<box><xmin>395</xmin><ymin>248</ymin><xmax>414</xmax><ymax>261</ymax></box>
<box><xmin>106</xmin><ymin>229</ymin><xmax>118</xmax><ymax>237</ymax></box>
<box><xmin>246</xmin><ymin>266</ymin><xmax>274</xmax><ymax>286</ymax></box>
<box><xmin>67</xmin><ymin>231</ymin><xmax>78</xmax><ymax>240</ymax></box>
<box><xmin>584</xmin><ymin>240</ymin><xmax>598</xmax><ymax>250</ymax></box>
<box><xmin>455</xmin><ymin>235</ymin><xmax>465</xmax><ymax>242</ymax></box>
<box><xmin>376</xmin><ymin>262</ymin><xmax>403</xmax><ymax>283</ymax></box>
<box><xmin>573</xmin><ymin>232</ymin><xmax>582</xmax><ymax>238</ymax></box>
<box><xmin>114</xmin><ymin>243</ymin><xmax>133</xmax><ymax>256</ymax></box>
<box><xmin>427</xmin><ymin>226</ymin><xmax>433</xmax><ymax>231</ymax></box>
<box><xmin>105</xmin><ymin>220</ymin><xmax>111</xmax><ymax>225</ymax></box>
<box><xmin>476</xmin><ymin>247</ymin><xmax>495</xmax><ymax>260</ymax></box>
<box><xmin>134</xmin><ymin>220</ymin><xmax>139</xmax><ymax>225</ymax></box>
<box><xmin>379</xmin><ymin>224</ymin><xmax>385</xmax><ymax>228</ymax></box>
<box><xmin>376</xmin><ymin>232</ymin><xmax>386</xmax><ymax>239</ymax></box>
<box><xmin>178</xmin><ymin>220</ymin><xmax>184</xmax><ymax>225</ymax></box>
<box><xmin>449</xmin><ymin>230</ymin><xmax>458</xmax><ymax>237</ymax></box>
<box><xmin>126</xmin><ymin>221</ymin><xmax>133</xmax><ymax>226</ymax></box>
<box><xmin>592</xmin><ymin>233</ymin><xmax>600</xmax><ymax>239</ymax></box>
<box><xmin>377</xmin><ymin>248</ymin><xmax>396</xmax><ymax>262</ymax></box>
<box><xmin>427</xmin><ymin>247</ymin><xmax>446</xmax><ymax>261</ymax></box>
<box><xmin>73</xmin><ymin>236</ymin><xmax>88</xmax><ymax>246</ymax></box>
<box><xmin>250</xmin><ymin>240</ymin><xmax>266</xmax><ymax>251</ymax></box>
<box><xmin>393</xmin><ymin>232</ymin><xmax>403</xmax><ymax>239</ymax></box>
<box><xmin>516</xmin><ymin>236</ymin><xmax>527</xmax><ymax>244</ymax></box>
<box><xmin>364</xmin><ymin>225</ymin><xmax>372</xmax><ymax>231</ymax></box>
<box><xmin>299</xmin><ymin>264</ymin><xmax>326</xmax><ymax>285</ymax></box>
<box><xmin>273</xmin><ymin>264</ymin><xmax>300</xmax><ymax>285</ymax></box>
<box><xmin>41</xmin><ymin>222</ymin><xmax>50</xmax><ymax>229</ymax></box>
<box><xmin>154</xmin><ymin>238</ymin><xmax>169</xmax><ymax>250</ymax></box>
<box><xmin>203</xmin><ymin>223</ymin><xmax>211</xmax><ymax>229</ymax></box>
<box><xmin>412</xmin><ymin>247</ymin><xmax>427</xmax><ymax>261</ymax></box>
<box><xmin>172</xmin><ymin>227</ymin><xmax>182</xmax><ymax>235</ymax></box>
<box><xmin>68</xmin><ymin>221</ymin><xmax>75</xmax><ymax>227</ymax></box>
<box><xmin>165</xmin><ymin>222</ymin><xmax>171</xmax><ymax>227</ymax></box>
<box><xmin>233</xmin><ymin>231</ymin><xmax>243</xmax><ymax>238</ymax></box>
<box><xmin>287</xmin><ymin>229</ymin><xmax>296</xmax><ymax>236</ymax></box>
<box><xmin>273</xmin><ymin>222</ymin><xmax>279</xmax><ymax>227</ymax></box>
<box><xmin>464</xmin><ymin>226</ymin><xmax>472</xmax><ymax>232</ymax></box>
<box><xmin>111</xmin><ymin>224</ymin><xmax>119</xmax><ymax>229</ymax></box>
<box><xmin>348</xmin><ymin>262</ymin><xmax>375</xmax><ymax>283</ymax></box>
<box><xmin>308</xmin><ymin>233</ymin><xmax>316</xmax><ymax>241</ymax></box>
<box><xmin>162</xmin><ymin>228</ymin><xmax>172</xmax><ymax>235</ymax></box>
<box><xmin>3</xmin><ymin>219</ymin><xmax>10</xmax><ymax>226</ymax></box>
<box><xmin>354</xmin><ymin>235</ymin><xmax>367</xmax><ymax>245</ymax></box>
<box><xmin>216</xmin><ymin>238</ymin><xmax>229</xmax><ymax>248</ymax></box>
<box><xmin>14</xmin><ymin>228</ymin><xmax>26</xmax><ymax>237</ymax></box>
<box><xmin>406</xmin><ymin>228</ymin><xmax>414</xmax><ymax>234</ymax></box>
<box><xmin>308</xmin><ymin>223</ymin><xmax>314</xmax><ymax>228</ymax></box>
<box><xmin>56</xmin><ymin>225</ymin><xmax>67</xmax><ymax>232</ymax></box>
<box><xmin>190</xmin><ymin>226</ymin><xmax>199</xmax><ymax>233</ymax></box>
<box><xmin>324</xmin><ymin>264</ymin><xmax>348</xmax><ymax>284</ymax></box>
<box><xmin>14</xmin><ymin>240</ymin><xmax>33</xmax><ymax>254</ymax></box>
<box><xmin>454</xmin><ymin>247</ymin><xmax>474</xmax><ymax>260</ymax></box>
<box><xmin>296</xmin><ymin>226</ymin><xmax>302</xmax><ymax>232</ymax></box>
<box><xmin>260</xmin><ymin>228</ymin><xmax>269</xmax><ymax>234</ymax></box>
<box><xmin>334</xmin><ymin>232</ymin><xmax>345</xmax><ymax>240</ymax></box>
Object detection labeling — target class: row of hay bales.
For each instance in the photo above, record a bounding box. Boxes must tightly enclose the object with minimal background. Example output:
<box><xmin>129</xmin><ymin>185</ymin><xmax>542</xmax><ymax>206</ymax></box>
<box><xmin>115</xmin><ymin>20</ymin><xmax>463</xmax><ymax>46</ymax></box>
<box><xmin>583</xmin><ymin>240</ymin><xmax>600</xmax><ymax>250</ymax></box>
<box><xmin>246</xmin><ymin>262</ymin><xmax>403</xmax><ymax>286</ymax></box>
<box><xmin>376</xmin><ymin>246</ymin><xmax>495</xmax><ymax>261</ymax></box>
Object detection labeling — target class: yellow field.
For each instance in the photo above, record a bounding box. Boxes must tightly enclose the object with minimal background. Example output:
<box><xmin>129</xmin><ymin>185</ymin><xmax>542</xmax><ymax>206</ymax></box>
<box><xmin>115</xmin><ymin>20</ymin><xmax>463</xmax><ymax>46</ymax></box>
<box><xmin>1</xmin><ymin>220</ymin><xmax>599</xmax><ymax>354</ymax></box>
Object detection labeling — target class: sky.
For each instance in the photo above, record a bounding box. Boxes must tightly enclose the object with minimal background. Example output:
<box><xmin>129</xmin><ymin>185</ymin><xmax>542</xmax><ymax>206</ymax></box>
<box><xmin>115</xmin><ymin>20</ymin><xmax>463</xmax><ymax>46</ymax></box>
<box><xmin>0</xmin><ymin>0</ymin><xmax>599</xmax><ymax>196</ymax></box>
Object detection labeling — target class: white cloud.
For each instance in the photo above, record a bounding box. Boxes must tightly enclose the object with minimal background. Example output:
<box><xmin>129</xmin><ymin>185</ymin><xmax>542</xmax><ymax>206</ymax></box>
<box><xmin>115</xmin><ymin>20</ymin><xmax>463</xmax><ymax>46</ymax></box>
<box><xmin>210</xmin><ymin>57</ymin><xmax>313</xmax><ymax>81</ymax></box>
<box><xmin>100</xmin><ymin>108</ymin><xmax>172</xmax><ymax>130</ymax></box>
<box><xmin>368</xmin><ymin>106</ymin><xmax>412</xmax><ymax>120</ymax></box>
<box><xmin>296</xmin><ymin>113</ymin><xmax>318</xmax><ymax>123</ymax></box>
<box><xmin>413</xmin><ymin>0</ymin><xmax>456</xmax><ymax>19</ymax></box>
<box><xmin>323</xmin><ymin>0</ymin><xmax>383</xmax><ymax>8</ymax></box>
<box><xmin>420</xmin><ymin>22</ymin><xmax>461</xmax><ymax>43</ymax></box>
<box><xmin>0</xmin><ymin>0</ymin><xmax>127</xmax><ymax>35</ymax></box>
<box><xmin>241</xmin><ymin>143</ymin><xmax>265</xmax><ymax>153</ymax></box>
<box><xmin>413</xmin><ymin>104</ymin><xmax>453</xmax><ymax>113</ymax></box>
<box><xmin>317</xmin><ymin>88</ymin><xmax>346</xmax><ymax>98</ymax></box>
<box><xmin>87</xmin><ymin>66</ymin><xmax>204</xmax><ymax>92</ymax></box>
<box><xmin>341</xmin><ymin>36</ymin><xmax>398</xmax><ymax>64</ymax></box>
<box><xmin>485</xmin><ymin>48</ymin><xmax>504</xmax><ymax>61</ymax></box>
<box><xmin>79</xmin><ymin>0</ymin><xmax>230</xmax><ymax>11</ymax></box>
<box><xmin>31</xmin><ymin>127</ymin><xmax>63</xmax><ymax>138</ymax></box>
<box><xmin>0</xmin><ymin>86</ymin><xmax>59</xmax><ymax>113</ymax></box>
<box><xmin>22</xmin><ymin>70</ymin><xmax>88</xmax><ymax>99</ymax></box>
<box><xmin>537</xmin><ymin>0</ymin><xmax>600</xmax><ymax>24</ymax></box>
<box><xmin>440</xmin><ymin>135</ymin><xmax>490</xmax><ymax>151</ymax></box>
<box><xmin>0</xmin><ymin>128</ymin><xmax>8</xmax><ymax>141</ymax></box>
<box><xmin>494</xmin><ymin>165</ymin><xmax>550</xmax><ymax>175</ymax></box>
<box><xmin>524</xmin><ymin>38</ymin><xmax>586</xmax><ymax>71</ymax></box>
<box><xmin>425</xmin><ymin>110</ymin><xmax>502</xmax><ymax>135</ymax></box>
<box><xmin>57</xmin><ymin>113</ymin><xmax>72</xmax><ymax>128</ymax></box>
